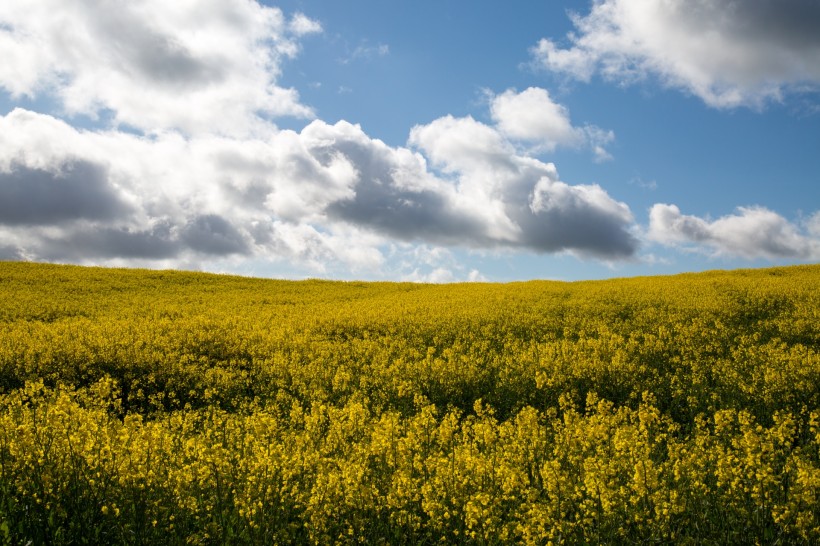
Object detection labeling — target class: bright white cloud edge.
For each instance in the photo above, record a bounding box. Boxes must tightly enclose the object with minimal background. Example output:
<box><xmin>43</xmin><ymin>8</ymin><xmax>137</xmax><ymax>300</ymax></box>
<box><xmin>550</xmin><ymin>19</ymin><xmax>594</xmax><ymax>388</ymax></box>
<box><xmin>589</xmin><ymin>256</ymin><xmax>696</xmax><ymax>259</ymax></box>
<box><xmin>489</xmin><ymin>87</ymin><xmax>614</xmax><ymax>161</ymax></box>
<box><xmin>648</xmin><ymin>204</ymin><xmax>820</xmax><ymax>260</ymax></box>
<box><xmin>0</xmin><ymin>0</ymin><xmax>320</xmax><ymax>136</ymax></box>
<box><xmin>532</xmin><ymin>0</ymin><xmax>820</xmax><ymax>108</ymax></box>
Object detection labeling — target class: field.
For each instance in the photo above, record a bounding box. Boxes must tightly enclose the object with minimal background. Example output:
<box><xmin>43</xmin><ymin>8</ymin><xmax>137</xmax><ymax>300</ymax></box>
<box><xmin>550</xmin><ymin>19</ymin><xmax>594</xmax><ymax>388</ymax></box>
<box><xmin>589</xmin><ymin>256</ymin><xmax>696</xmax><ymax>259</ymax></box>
<box><xmin>0</xmin><ymin>261</ymin><xmax>818</xmax><ymax>544</ymax></box>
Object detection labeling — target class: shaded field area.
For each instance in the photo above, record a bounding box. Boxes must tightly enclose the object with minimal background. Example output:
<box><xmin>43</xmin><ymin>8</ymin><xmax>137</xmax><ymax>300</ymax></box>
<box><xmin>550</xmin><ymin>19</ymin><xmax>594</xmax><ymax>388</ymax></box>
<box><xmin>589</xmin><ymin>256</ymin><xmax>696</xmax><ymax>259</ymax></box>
<box><xmin>0</xmin><ymin>261</ymin><xmax>818</xmax><ymax>544</ymax></box>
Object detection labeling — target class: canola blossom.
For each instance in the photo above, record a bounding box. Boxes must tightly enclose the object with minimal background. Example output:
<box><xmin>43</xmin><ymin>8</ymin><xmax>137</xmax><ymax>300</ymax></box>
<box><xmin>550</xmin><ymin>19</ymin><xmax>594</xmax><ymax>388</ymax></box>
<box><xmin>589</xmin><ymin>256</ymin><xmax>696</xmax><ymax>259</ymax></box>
<box><xmin>0</xmin><ymin>261</ymin><xmax>818</xmax><ymax>544</ymax></box>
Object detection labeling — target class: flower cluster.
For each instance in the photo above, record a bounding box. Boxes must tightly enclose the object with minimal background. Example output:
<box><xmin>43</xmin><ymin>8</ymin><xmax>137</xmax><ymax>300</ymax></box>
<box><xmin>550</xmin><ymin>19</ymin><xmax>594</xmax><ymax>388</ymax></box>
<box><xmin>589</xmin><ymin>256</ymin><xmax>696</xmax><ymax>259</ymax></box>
<box><xmin>0</xmin><ymin>262</ymin><xmax>818</xmax><ymax>544</ymax></box>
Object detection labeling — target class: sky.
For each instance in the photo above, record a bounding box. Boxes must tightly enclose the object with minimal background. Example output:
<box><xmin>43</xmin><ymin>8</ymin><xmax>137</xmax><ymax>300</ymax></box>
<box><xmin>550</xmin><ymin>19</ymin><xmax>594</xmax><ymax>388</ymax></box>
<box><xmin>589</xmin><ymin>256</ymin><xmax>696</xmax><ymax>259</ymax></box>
<box><xmin>0</xmin><ymin>0</ymin><xmax>819</xmax><ymax>282</ymax></box>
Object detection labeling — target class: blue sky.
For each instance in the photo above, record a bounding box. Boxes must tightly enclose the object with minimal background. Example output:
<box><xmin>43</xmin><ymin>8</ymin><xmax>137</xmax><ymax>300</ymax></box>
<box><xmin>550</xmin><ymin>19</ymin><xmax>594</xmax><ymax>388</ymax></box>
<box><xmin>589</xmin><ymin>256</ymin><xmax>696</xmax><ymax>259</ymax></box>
<box><xmin>1</xmin><ymin>1</ymin><xmax>818</xmax><ymax>281</ymax></box>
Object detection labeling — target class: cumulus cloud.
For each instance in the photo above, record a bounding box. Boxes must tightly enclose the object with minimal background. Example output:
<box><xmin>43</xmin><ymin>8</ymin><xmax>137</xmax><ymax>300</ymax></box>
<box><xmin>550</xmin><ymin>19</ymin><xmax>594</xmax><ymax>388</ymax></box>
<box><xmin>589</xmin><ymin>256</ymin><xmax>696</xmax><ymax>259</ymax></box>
<box><xmin>488</xmin><ymin>88</ymin><xmax>614</xmax><ymax>160</ymax></box>
<box><xmin>490</xmin><ymin>87</ymin><xmax>581</xmax><ymax>146</ymax></box>
<box><xmin>407</xmin><ymin>114</ymin><xmax>636</xmax><ymax>257</ymax></box>
<box><xmin>648</xmin><ymin>204</ymin><xmax>820</xmax><ymax>259</ymax></box>
<box><xmin>0</xmin><ymin>0</ymin><xmax>641</xmax><ymax>276</ymax></box>
<box><xmin>0</xmin><ymin>98</ymin><xmax>639</xmax><ymax>272</ymax></box>
<box><xmin>316</xmin><ymin>127</ymin><xmax>491</xmax><ymax>247</ymax></box>
<box><xmin>532</xmin><ymin>0</ymin><xmax>820</xmax><ymax>108</ymax></box>
<box><xmin>282</xmin><ymin>114</ymin><xmax>635</xmax><ymax>258</ymax></box>
<box><xmin>0</xmin><ymin>0</ymin><xmax>320</xmax><ymax>136</ymax></box>
<box><xmin>0</xmin><ymin>109</ymin><xmax>368</xmax><ymax>268</ymax></box>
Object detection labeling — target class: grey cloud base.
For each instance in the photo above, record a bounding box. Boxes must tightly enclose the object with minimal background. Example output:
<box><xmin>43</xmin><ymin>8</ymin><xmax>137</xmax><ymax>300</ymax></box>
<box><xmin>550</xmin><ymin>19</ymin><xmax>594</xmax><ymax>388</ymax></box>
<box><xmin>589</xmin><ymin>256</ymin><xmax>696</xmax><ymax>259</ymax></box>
<box><xmin>0</xmin><ymin>161</ymin><xmax>130</xmax><ymax>226</ymax></box>
<box><xmin>38</xmin><ymin>224</ymin><xmax>180</xmax><ymax>261</ymax></box>
<box><xmin>32</xmin><ymin>215</ymin><xmax>250</xmax><ymax>262</ymax></box>
<box><xmin>517</xmin><ymin>199</ymin><xmax>638</xmax><ymax>259</ymax></box>
<box><xmin>180</xmin><ymin>215</ymin><xmax>250</xmax><ymax>256</ymax></box>
<box><xmin>0</xmin><ymin>245</ymin><xmax>24</xmax><ymax>261</ymax></box>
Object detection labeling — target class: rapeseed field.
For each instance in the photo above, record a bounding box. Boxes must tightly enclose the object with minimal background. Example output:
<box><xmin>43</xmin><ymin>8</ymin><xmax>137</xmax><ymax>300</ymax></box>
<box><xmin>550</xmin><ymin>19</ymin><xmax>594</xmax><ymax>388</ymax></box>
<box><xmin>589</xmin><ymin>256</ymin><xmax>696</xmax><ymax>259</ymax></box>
<box><xmin>0</xmin><ymin>261</ymin><xmax>818</xmax><ymax>544</ymax></box>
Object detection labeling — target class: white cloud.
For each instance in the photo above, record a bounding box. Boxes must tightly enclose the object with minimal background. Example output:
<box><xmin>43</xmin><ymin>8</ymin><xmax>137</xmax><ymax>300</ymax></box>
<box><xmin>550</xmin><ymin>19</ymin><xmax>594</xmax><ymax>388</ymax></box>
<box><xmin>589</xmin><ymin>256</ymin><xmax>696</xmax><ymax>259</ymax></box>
<box><xmin>648</xmin><ymin>204</ymin><xmax>820</xmax><ymax>259</ymax></box>
<box><xmin>584</xmin><ymin>125</ymin><xmax>615</xmax><ymax>163</ymax></box>
<box><xmin>0</xmin><ymin>102</ymin><xmax>640</xmax><ymax>273</ymax></box>
<box><xmin>488</xmin><ymin>87</ymin><xmax>614</xmax><ymax>160</ymax></box>
<box><xmin>0</xmin><ymin>2</ymin><xmax>642</xmax><ymax>277</ymax></box>
<box><xmin>407</xmin><ymin>114</ymin><xmax>637</xmax><ymax>258</ymax></box>
<box><xmin>490</xmin><ymin>87</ymin><xmax>583</xmax><ymax>148</ymax></box>
<box><xmin>0</xmin><ymin>108</ymin><xmax>375</xmax><ymax>271</ymax></box>
<box><xmin>807</xmin><ymin>211</ymin><xmax>820</xmax><ymax>237</ymax></box>
<box><xmin>388</xmin><ymin>245</ymin><xmax>487</xmax><ymax>283</ymax></box>
<box><xmin>409</xmin><ymin>114</ymin><xmax>515</xmax><ymax>176</ymax></box>
<box><xmin>289</xmin><ymin>12</ymin><xmax>322</xmax><ymax>36</ymax></box>
<box><xmin>0</xmin><ymin>0</ymin><xmax>320</xmax><ymax>136</ymax></box>
<box><xmin>532</xmin><ymin>0</ymin><xmax>820</xmax><ymax>108</ymax></box>
<box><xmin>401</xmin><ymin>267</ymin><xmax>458</xmax><ymax>284</ymax></box>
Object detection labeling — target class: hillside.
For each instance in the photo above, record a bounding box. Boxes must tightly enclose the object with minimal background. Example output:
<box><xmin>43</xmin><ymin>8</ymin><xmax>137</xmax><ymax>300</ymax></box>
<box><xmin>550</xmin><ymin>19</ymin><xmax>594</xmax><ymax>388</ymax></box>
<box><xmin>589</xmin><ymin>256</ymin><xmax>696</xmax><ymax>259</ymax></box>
<box><xmin>0</xmin><ymin>262</ymin><xmax>818</xmax><ymax>544</ymax></box>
